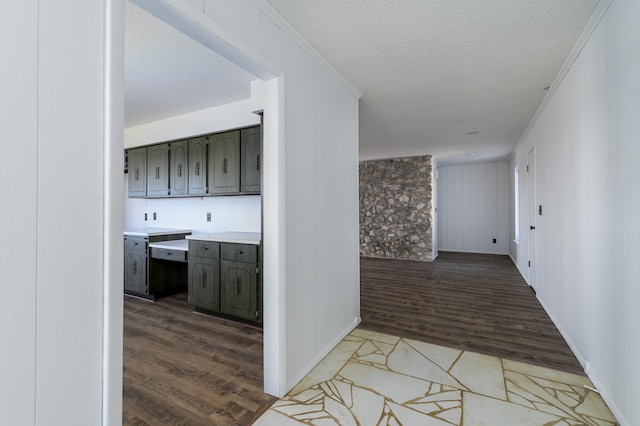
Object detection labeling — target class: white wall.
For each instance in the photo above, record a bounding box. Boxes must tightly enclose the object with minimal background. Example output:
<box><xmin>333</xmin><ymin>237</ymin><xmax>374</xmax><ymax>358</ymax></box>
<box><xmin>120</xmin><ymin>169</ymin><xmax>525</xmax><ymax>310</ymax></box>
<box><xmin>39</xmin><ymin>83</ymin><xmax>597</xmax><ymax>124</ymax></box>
<box><xmin>509</xmin><ymin>1</ymin><xmax>640</xmax><ymax>424</ymax></box>
<box><xmin>0</xmin><ymin>0</ymin><xmax>123</xmax><ymax>424</ymax></box>
<box><xmin>132</xmin><ymin>0</ymin><xmax>362</xmax><ymax>397</ymax></box>
<box><xmin>124</xmin><ymin>100</ymin><xmax>262</xmax><ymax>234</ymax></box>
<box><xmin>437</xmin><ymin>162</ymin><xmax>509</xmax><ymax>254</ymax></box>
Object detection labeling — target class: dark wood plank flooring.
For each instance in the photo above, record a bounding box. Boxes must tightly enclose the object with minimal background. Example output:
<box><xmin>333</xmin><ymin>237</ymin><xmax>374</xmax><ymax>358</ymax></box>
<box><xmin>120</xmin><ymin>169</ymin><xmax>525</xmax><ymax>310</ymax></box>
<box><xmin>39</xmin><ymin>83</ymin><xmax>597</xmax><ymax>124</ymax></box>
<box><xmin>359</xmin><ymin>252</ymin><xmax>585</xmax><ymax>375</ymax></box>
<box><xmin>123</xmin><ymin>292</ymin><xmax>276</xmax><ymax>425</ymax></box>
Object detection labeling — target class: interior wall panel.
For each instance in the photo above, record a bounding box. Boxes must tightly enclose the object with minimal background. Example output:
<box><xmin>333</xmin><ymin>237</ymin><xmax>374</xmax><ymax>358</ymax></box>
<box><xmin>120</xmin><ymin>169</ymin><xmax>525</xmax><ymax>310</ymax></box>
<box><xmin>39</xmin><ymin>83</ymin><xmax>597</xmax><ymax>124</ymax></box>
<box><xmin>0</xmin><ymin>1</ymin><xmax>38</xmax><ymax>424</ymax></box>
<box><xmin>438</xmin><ymin>162</ymin><xmax>509</xmax><ymax>254</ymax></box>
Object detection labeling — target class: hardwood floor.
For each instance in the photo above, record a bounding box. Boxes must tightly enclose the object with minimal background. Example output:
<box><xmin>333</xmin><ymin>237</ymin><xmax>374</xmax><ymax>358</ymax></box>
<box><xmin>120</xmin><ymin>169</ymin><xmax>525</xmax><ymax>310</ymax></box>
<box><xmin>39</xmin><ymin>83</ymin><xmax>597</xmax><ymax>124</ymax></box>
<box><xmin>123</xmin><ymin>292</ymin><xmax>276</xmax><ymax>425</ymax></box>
<box><xmin>359</xmin><ymin>252</ymin><xmax>585</xmax><ymax>375</ymax></box>
<box><xmin>124</xmin><ymin>251</ymin><xmax>583</xmax><ymax>425</ymax></box>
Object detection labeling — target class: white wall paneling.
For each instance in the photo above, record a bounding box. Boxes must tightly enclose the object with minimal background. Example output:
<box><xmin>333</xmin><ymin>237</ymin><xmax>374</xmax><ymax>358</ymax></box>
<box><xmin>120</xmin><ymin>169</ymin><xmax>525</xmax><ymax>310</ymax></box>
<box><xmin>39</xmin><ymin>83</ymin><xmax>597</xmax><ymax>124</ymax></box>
<box><xmin>0</xmin><ymin>2</ymin><xmax>38</xmax><ymax>423</ymax></box>
<box><xmin>509</xmin><ymin>1</ymin><xmax>640</xmax><ymax>423</ymax></box>
<box><xmin>1</xmin><ymin>0</ymin><xmax>121</xmax><ymax>423</ymax></box>
<box><xmin>437</xmin><ymin>162</ymin><xmax>509</xmax><ymax>254</ymax></box>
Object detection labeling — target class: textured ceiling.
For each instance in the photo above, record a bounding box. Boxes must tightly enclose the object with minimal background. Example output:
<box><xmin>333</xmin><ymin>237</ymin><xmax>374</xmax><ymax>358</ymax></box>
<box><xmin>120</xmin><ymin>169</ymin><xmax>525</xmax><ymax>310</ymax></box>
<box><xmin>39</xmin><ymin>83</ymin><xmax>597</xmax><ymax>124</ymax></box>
<box><xmin>267</xmin><ymin>0</ymin><xmax>600</xmax><ymax>163</ymax></box>
<box><xmin>126</xmin><ymin>0</ymin><xmax>600</xmax><ymax>164</ymax></box>
<box><xmin>124</xmin><ymin>1</ymin><xmax>255</xmax><ymax>128</ymax></box>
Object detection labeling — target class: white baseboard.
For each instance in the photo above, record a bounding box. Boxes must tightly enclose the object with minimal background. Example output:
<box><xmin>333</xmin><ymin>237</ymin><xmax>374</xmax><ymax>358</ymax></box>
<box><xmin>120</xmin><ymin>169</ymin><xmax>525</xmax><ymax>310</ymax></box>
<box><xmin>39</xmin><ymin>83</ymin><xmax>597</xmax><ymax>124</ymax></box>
<box><xmin>285</xmin><ymin>318</ymin><xmax>359</xmax><ymax>394</ymax></box>
<box><xmin>535</xmin><ymin>295</ymin><xmax>630</xmax><ymax>426</ymax></box>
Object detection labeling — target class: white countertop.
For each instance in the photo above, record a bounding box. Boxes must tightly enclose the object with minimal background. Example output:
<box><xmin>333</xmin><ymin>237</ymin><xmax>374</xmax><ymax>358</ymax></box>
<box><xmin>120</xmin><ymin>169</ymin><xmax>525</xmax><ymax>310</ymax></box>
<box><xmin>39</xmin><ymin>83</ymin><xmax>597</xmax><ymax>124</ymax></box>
<box><xmin>148</xmin><ymin>239</ymin><xmax>189</xmax><ymax>251</ymax></box>
<box><xmin>186</xmin><ymin>232</ymin><xmax>261</xmax><ymax>245</ymax></box>
<box><xmin>124</xmin><ymin>228</ymin><xmax>192</xmax><ymax>237</ymax></box>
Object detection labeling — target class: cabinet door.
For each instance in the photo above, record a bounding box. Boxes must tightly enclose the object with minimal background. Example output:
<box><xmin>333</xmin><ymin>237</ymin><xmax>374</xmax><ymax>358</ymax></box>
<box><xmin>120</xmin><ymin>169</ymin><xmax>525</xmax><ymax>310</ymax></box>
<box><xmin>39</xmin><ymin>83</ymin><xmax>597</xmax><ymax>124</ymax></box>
<box><xmin>188</xmin><ymin>258</ymin><xmax>218</xmax><ymax>311</ymax></box>
<box><xmin>241</xmin><ymin>126</ymin><xmax>261</xmax><ymax>193</ymax></box>
<box><xmin>240</xmin><ymin>127</ymin><xmax>262</xmax><ymax>194</ymax></box>
<box><xmin>220</xmin><ymin>260</ymin><xmax>257</xmax><ymax>321</ymax></box>
<box><xmin>124</xmin><ymin>249</ymin><xmax>147</xmax><ymax>295</ymax></box>
<box><xmin>208</xmin><ymin>130</ymin><xmax>240</xmax><ymax>194</ymax></box>
<box><xmin>147</xmin><ymin>143</ymin><xmax>170</xmax><ymax>197</ymax></box>
<box><xmin>188</xmin><ymin>136</ymin><xmax>207</xmax><ymax>195</ymax></box>
<box><xmin>170</xmin><ymin>139</ymin><xmax>188</xmax><ymax>196</ymax></box>
<box><xmin>127</xmin><ymin>147</ymin><xmax>147</xmax><ymax>197</ymax></box>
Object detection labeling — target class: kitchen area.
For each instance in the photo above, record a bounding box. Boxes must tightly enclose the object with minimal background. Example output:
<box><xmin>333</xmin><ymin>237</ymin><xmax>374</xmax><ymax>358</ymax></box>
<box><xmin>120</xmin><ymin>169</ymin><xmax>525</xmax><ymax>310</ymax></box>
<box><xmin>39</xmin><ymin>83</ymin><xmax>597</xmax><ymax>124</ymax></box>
<box><xmin>124</xmin><ymin>119</ymin><xmax>264</xmax><ymax>324</ymax></box>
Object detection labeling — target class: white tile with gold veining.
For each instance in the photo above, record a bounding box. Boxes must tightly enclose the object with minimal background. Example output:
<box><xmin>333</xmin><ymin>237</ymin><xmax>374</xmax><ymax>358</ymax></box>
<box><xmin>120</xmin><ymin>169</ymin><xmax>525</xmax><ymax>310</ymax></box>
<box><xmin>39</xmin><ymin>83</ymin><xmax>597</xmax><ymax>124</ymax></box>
<box><xmin>387</xmin><ymin>340</ymin><xmax>466</xmax><ymax>389</ymax></box>
<box><xmin>387</xmin><ymin>401</ymin><xmax>453</xmax><ymax>425</ymax></box>
<box><xmin>346</xmin><ymin>383</ymin><xmax>386</xmax><ymax>425</ymax></box>
<box><xmin>289</xmin><ymin>339</ymin><xmax>363</xmax><ymax>395</ymax></box>
<box><xmin>350</xmin><ymin>328</ymin><xmax>401</xmax><ymax>345</ymax></box>
<box><xmin>339</xmin><ymin>361</ymin><xmax>431</xmax><ymax>404</ymax></box>
<box><xmin>403</xmin><ymin>339</ymin><xmax>462</xmax><ymax>371</ymax></box>
<box><xmin>463</xmin><ymin>392</ymin><xmax>562</xmax><ymax>425</ymax></box>
<box><xmin>449</xmin><ymin>350</ymin><xmax>507</xmax><ymax>400</ymax></box>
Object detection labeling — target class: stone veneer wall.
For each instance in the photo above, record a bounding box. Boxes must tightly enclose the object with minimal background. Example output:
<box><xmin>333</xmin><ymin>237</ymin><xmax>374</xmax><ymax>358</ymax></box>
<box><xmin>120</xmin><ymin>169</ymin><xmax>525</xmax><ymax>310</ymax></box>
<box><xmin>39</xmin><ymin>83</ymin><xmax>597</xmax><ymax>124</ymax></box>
<box><xmin>359</xmin><ymin>155</ymin><xmax>435</xmax><ymax>262</ymax></box>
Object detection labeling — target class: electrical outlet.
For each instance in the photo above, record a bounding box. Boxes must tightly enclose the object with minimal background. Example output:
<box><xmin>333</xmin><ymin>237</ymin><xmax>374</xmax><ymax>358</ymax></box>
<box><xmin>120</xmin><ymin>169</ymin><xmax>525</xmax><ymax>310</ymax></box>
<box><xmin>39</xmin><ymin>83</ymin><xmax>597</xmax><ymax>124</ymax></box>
<box><xmin>153</xmin><ymin>212</ymin><xmax>157</xmax><ymax>220</ymax></box>
<box><xmin>206</xmin><ymin>212</ymin><xmax>211</xmax><ymax>222</ymax></box>
<box><xmin>492</xmin><ymin>238</ymin><xmax>497</xmax><ymax>244</ymax></box>
<box><xmin>144</xmin><ymin>213</ymin><xmax>147</xmax><ymax>221</ymax></box>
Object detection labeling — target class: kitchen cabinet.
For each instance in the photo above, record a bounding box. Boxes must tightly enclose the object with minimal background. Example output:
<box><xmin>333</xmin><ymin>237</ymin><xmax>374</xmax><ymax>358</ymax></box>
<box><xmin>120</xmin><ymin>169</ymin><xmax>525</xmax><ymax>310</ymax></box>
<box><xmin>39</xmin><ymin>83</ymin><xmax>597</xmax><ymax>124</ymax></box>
<box><xmin>188</xmin><ymin>136</ymin><xmax>207</xmax><ymax>195</ymax></box>
<box><xmin>241</xmin><ymin>126</ymin><xmax>261</xmax><ymax>194</ymax></box>
<box><xmin>146</xmin><ymin>143</ymin><xmax>170</xmax><ymax>197</ymax></box>
<box><xmin>220</xmin><ymin>243</ymin><xmax>260</xmax><ymax>322</ymax></box>
<box><xmin>170</xmin><ymin>139</ymin><xmax>188</xmax><ymax>196</ymax></box>
<box><xmin>188</xmin><ymin>240</ymin><xmax>220</xmax><ymax>311</ymax></box>
<box><xmin>208</xmin><ymin>130</ymin><xmax>240</xmax><ymax>194</ymax></box>
<box><xmin>124</xmin><ymin>229</ymin><xmax>191</xmax><ymax>299</ymax></box>
<box><xmin>127</xmin><ymin>147</ymin><xmax>147</xmax><ymax>197</ymax></box>
<box><xmin>124</xmin><ymin>236</ymin><xmax>147</xmax><ymax>294</ymax></box>
<box><xmin>186</xmin><ymin>233</ymin><xmax>262</xmax><ymax>323</ymax></box>
<box><xmin>126</xmin><ymin>125</ymin><xmax>261</xmax><ymax>198</ymax></box>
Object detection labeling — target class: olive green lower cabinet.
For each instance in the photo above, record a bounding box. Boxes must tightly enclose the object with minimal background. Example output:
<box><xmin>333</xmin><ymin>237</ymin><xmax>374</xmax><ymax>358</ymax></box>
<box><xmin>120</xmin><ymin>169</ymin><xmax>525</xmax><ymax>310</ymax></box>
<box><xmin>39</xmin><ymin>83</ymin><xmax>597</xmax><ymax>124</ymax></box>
<box><xmin>187</xmin><ymin>235</ymin><xmax>262</xmax><ymax>323</ymax></box>
<box><xmin>188</xmin><ymin>240</ymin><xmax>220</xmax><ymax>312</ymax></box>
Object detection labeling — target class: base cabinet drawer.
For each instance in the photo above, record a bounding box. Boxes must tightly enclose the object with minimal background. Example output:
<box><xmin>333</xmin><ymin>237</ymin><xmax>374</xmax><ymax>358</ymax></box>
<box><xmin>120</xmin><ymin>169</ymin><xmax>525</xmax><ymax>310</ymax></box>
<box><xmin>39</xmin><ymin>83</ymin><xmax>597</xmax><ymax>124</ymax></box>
<box><xmin>151</xmin><ymin>247</ymin><xmax>187</xmax><ymax>262</ymax></box>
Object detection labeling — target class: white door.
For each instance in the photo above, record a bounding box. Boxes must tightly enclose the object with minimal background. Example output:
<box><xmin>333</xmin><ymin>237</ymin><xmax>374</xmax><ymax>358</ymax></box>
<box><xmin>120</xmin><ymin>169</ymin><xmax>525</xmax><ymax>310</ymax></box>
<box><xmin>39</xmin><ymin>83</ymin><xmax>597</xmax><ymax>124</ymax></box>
<box><xmin>527</xmin><ymin>148</ymin><xmax>537</xmax><ymax>290</ymax></box>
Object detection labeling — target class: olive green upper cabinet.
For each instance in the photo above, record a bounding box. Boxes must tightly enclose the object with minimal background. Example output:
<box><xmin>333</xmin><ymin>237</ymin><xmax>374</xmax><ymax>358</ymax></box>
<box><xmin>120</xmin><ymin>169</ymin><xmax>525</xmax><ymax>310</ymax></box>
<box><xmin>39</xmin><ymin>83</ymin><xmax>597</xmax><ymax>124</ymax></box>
<box><xmin>170</xmin><ymin>140</ymin><xmax>188</xmax><ymax>196</ymax></box>
<box><xmin>127</xmin><ymin>147</ymin><xmax>147</xmax><ymax>197</ymax></box>
<box><xmin>208</xmin><ymin>130</ymin><xmax>240</xmax><ymax>195</ymax></box>
<box><xmin>241</xmin><ymin>126</ymin><xmax>261</xmax><ymax>194</ymax></box>
<box><xmin>147</xmin><ymin>143</ymin><xmax>170</xmax><ymax>197</ymax></box>
<box><xmin>188</xmin><ymin>136</ymin><xmax>207</xmax><ymax>195</ymax></box>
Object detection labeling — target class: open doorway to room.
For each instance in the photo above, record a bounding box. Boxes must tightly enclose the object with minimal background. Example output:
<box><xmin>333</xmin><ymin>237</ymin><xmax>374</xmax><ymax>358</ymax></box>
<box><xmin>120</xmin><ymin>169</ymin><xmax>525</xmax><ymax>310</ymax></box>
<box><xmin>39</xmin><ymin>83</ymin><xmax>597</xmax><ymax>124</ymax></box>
<box><xmin>119</xmin><ymin>1</ymin><xmax>280</xmax><ymax>423</ymax></box>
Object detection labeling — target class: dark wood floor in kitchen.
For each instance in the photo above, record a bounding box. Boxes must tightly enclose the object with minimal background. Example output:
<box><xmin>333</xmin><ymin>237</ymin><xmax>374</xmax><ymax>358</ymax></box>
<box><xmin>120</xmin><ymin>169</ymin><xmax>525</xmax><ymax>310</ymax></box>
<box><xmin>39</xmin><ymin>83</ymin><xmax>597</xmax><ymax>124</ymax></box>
<box><xmin>123</xmin><ymin>292</ymin><xmax>276</xmax><ymax>425</ymax></box>
<box><xmin>359</xmin><ymin>252</ymin><xmax>585</xmax><ymax>375</ymax></box>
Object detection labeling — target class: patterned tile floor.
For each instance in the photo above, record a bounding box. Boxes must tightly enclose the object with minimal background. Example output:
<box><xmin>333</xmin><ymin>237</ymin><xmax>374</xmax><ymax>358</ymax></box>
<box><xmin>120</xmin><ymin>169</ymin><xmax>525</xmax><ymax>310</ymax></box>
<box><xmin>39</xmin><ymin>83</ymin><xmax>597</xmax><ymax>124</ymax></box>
<box><xmin>254</xmin><ymin>329</ymin><xmax>617</xmax><ymax>425</ymax></box>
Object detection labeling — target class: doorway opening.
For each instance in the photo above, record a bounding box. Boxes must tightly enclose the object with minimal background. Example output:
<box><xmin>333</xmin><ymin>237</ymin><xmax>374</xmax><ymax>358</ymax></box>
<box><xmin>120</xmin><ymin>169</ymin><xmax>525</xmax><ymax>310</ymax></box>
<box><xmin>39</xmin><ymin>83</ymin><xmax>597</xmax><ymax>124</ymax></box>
<box><xmin>113</xmin><ymin>0</ymin><xmax>284</xmax><ymax>422</ymax></box>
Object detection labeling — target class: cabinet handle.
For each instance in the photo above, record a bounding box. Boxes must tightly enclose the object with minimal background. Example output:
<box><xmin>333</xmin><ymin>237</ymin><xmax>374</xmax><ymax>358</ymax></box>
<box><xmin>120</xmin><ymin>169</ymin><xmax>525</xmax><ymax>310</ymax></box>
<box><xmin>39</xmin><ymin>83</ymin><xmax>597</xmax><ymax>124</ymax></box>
<box><xmin>201</xmin><ymin>246</ymin><xmax>208</xmax><ymax>251</ymax></box>
<box><xmin>223</xmin><ymin>158</ymin><xmax>228</xmax><ymax>174</ymax></box>
<box><xmin>132</xmin><ymin>260</ymin><xmax>137</xmax><ymax>275</ymax></box>
<box><xmin>177</xmin><ymin>163</ymin><xmax>182</xmax><ymax>178</ymax></box>
<box><xmin>236</xmin><ymin>277</ymin><xmax>241</xmax><ymax>295</ymax></box>
<box><xmin>155</xmin><ymin>166</ymin><xmax>160</xmax><ymax>180</ymax></box>
<box><xmin>195</xmin><ymin>161</ymin><xmax>200</xmax><ymax>176</ymax></box>
<box><xmin>256</xmin><ymin>154</ymin><xmax>260</xmax><ymax>172</ymax></box>
<box><xmin>202</xmin><ymin>271</ymin><xmax>207</xmax><ymax>289</ymax></box>
<box><xmin>134</xmin><ymin>168</ymin><xmax>140</xmax><ymax>181</ymax></box>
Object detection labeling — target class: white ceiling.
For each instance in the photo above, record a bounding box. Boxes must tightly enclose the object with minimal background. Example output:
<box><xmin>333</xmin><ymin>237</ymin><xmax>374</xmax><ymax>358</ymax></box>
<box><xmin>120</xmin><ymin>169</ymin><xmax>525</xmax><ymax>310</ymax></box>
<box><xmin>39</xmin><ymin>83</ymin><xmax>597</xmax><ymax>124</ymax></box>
<box><xmin>124</xmin><ymin>1</ymin><xmax>255</xmax><ymax>128</ymax></box>
<box><xmin>125</xmin><ymin>0</ymin><xmax>600</xmax><ymax>164</ymax></box>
